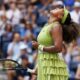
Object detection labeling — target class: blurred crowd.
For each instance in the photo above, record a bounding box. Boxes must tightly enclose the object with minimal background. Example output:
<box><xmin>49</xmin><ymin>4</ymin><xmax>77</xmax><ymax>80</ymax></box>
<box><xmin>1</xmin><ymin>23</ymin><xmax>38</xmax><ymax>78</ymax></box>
<box><xmin>0</xmin><ymin>0</ymin><xmax>80</xmax><ymax>80</ymax></box>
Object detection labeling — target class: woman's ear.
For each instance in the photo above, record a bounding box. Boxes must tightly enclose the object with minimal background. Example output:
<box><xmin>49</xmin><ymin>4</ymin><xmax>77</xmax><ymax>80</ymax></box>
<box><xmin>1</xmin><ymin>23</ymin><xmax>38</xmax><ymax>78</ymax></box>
<box><xmin>57</xmin><ymin>9</ymin><xmax>64</xmax><ymax>19</ymax></box>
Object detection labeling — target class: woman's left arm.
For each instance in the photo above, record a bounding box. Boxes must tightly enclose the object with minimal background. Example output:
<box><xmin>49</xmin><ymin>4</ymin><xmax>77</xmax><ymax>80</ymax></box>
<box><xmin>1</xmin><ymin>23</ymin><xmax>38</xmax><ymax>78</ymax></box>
<box><xmin>43</xmin><ymin>23</ymin><xmax>63</xmax><ymax>53</ymax></box>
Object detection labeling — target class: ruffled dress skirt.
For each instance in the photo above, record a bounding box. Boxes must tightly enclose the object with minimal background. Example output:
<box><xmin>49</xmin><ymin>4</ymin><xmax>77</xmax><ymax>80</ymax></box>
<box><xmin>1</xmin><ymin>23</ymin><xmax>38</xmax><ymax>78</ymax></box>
<box><xmin>37</xmin><ymin>53</ymin><xmax>69</xmax><ymax>80</ymax></box>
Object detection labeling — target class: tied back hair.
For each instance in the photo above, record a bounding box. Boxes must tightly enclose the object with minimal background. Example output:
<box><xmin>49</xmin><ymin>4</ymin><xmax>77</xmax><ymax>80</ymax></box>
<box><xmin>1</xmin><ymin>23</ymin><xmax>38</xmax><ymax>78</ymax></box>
<box><xmin>62</xmin><ymin>13</ymin><xmax>80</xmax><ymax>43</ymax></box>
<box><xmin>61</xmin><ymin>9</ymin><xmax>80</xmax><ymax>43</ymax></box>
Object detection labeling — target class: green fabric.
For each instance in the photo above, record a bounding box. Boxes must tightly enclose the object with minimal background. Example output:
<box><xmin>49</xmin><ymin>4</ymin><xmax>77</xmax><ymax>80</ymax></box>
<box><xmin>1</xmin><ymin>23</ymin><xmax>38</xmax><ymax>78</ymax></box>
<box><xmin>61</xmin><ymin>9</ymin><xmax>69</xmax><ymax>24</ymax></box>
<box><xmin>37</xmin><ymin>22</ymin><xmax>69</xmax><ymax>80</ymax></box>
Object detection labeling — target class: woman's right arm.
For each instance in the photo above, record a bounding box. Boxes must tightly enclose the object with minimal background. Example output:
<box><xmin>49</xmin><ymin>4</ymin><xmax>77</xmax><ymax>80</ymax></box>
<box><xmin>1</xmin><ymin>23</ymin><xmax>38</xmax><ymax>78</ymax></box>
<box><xmin>42</xmin><ymin>23</ymin><xmax>63</xmax><ymax>53</ymax></box>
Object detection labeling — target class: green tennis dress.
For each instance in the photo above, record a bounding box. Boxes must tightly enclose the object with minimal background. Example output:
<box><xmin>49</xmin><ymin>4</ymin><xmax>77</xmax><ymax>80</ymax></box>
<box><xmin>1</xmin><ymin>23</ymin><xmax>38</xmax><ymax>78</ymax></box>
<box><xmin>37</xmin><ymin>22</ymin><xmax>69</xmax><ymax>80</ymax></box>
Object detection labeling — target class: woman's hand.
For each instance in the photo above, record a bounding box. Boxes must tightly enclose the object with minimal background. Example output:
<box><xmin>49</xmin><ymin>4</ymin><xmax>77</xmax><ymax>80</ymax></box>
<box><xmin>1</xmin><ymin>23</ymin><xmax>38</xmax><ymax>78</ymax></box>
<box><xmin>32</xmin><ymin>41</ymin><xmax>39</xmax><ymax>49</ymax></box>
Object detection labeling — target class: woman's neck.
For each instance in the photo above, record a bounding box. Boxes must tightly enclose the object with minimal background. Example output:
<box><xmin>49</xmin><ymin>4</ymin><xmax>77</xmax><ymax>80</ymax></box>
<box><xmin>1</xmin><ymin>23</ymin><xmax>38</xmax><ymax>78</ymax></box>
<box><xmin>48</xmin><ymin>17</ymin><xmax>58</xmax><ymax>24</ymax></box>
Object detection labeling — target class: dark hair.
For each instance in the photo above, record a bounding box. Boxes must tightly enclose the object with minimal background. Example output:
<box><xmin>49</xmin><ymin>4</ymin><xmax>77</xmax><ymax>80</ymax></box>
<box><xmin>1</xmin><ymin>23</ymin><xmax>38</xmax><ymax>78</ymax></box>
<box><xmin>5</xmin><ymin>24</ymin><xmax>12</xmax><ymax>32</ymax></box>
<box><xmin>51</xmin><ymin>7</ymin><xmax>79</xmax><ymax>43</ymax></box>
<box><xmin>63</xmin><ymin>13</ymin><xmax>71</xmax><ymax>25</ymax></box>
<box><xmin>62</xmin><ymin>21</ymin><xmax>80</xmax><ymax>43</ymax></box>
<box><xmin>20</xmin><ymin>18</ymin><xmax>26</xmax><ymax>24</ymax></box>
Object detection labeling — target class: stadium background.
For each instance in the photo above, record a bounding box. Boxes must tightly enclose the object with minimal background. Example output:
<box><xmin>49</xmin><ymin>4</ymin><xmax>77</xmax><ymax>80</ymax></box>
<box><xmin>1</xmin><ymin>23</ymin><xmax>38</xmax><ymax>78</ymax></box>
<box><xmin>0</xmin><ymin>0</ymin><xmax>80</xmax><ymax>80</ymax></box>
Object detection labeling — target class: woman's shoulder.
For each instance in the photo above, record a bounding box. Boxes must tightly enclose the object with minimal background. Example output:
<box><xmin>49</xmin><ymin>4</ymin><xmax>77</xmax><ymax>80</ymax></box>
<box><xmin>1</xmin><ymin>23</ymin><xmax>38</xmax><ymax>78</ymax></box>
<box><xmin>50</xmin><ymin>21</ymin><xmax>61</xmax><ymax>29</ymax></box>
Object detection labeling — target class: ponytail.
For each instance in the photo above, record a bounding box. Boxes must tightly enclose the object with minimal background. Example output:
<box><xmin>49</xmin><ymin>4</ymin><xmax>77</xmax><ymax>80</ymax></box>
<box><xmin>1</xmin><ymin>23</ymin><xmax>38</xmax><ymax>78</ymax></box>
<box><xmin>62</xmin><ymin>22</ymin><xmax>80</xmax><ymax>43</ymax></box>
<box><xmin>61</xmin><ymin>9</ymin><xmax>80</xmax><ymax>43</ymax></box>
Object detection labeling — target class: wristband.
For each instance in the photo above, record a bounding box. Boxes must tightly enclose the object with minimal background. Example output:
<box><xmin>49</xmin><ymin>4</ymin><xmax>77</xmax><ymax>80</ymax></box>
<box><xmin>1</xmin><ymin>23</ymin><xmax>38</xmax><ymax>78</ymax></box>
<box><xmin>38</xmin><ymin>45</ymin><xmax>44</xmax><ymax>52</ymax></box>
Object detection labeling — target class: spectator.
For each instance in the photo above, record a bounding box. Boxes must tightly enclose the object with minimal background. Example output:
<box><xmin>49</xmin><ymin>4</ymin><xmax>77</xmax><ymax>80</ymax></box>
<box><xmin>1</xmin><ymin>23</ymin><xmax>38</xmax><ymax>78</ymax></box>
<box><xmin>23</xmin><ymin>32</ymin><xmax>33</xmax><ymax>54</ymax></box>
<box><xmin>19</xmin><ymin>42</ymin><xmax>35</xmax><ymax>66</ymax></box>
<box><xmin>19</xmin><ymin>43</ymin><xmax>28</xmax><ymax>63</ymax></box>
<box><xmin>66</xmin><ymin>41</ymin><xmax>80</xmax><ymax>80</ymax></box>
<box><xmin>37</xmin><ymin>9</ymin><xmax>48</xmax><ymax>26</ymax></box>
<box><xmin>16</xmin><ymin>54</ymin><xmax>34</xmax><ymax>80</ymax></box>
<box><xmin>7</xmin><ymin>54</ymin><xmax>35</xmax><ymax>80</ymax></box>
<box><xmin>17</xmin><ymin>0</ymin><xmax>27</xmax><ymax>16</ymax></box>
<box><xmin>70</xmin><ymin>1</ymin><xmax>80</xmax><ymax>24</ymax></box>
<box><xmin>1</xmin><ymin>22</ymin><xmax>13</xmax><ymax>58</ymax></box>
<box><xmin>35</xmin><ymin>0</ymin><xmax>52</xmax><ymax>9</ymax></box>
<box><xmin>25</xmin><ymin>21</ymin><xmax>38</xmax><ymax>39</ymax></box>
<box><xmin>0</xmin><ymin>5</ymin><xmax>7</xmax><ymax>36</ymax></box>
<box><xmin>7</xmin><ymin>32</ymin><xmax>23</xmax><ymax>61</ymax></box>
<box><xmin>6</xmin><ymin>0</ymin><xmax>22</xmax><ymax>26</ymax></box>
<box><xmin>15</xmin><ymin>19</ymin><xmax>26</xmax><ymax>38</ymax></box>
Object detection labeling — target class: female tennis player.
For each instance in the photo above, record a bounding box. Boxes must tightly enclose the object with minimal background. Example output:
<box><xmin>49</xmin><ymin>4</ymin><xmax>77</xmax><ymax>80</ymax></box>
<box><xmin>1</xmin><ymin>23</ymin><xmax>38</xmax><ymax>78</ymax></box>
<box><xmin>32</xmin><ymin>8</ymin><xmax>79</xmax><ymax>80</ymax></box>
